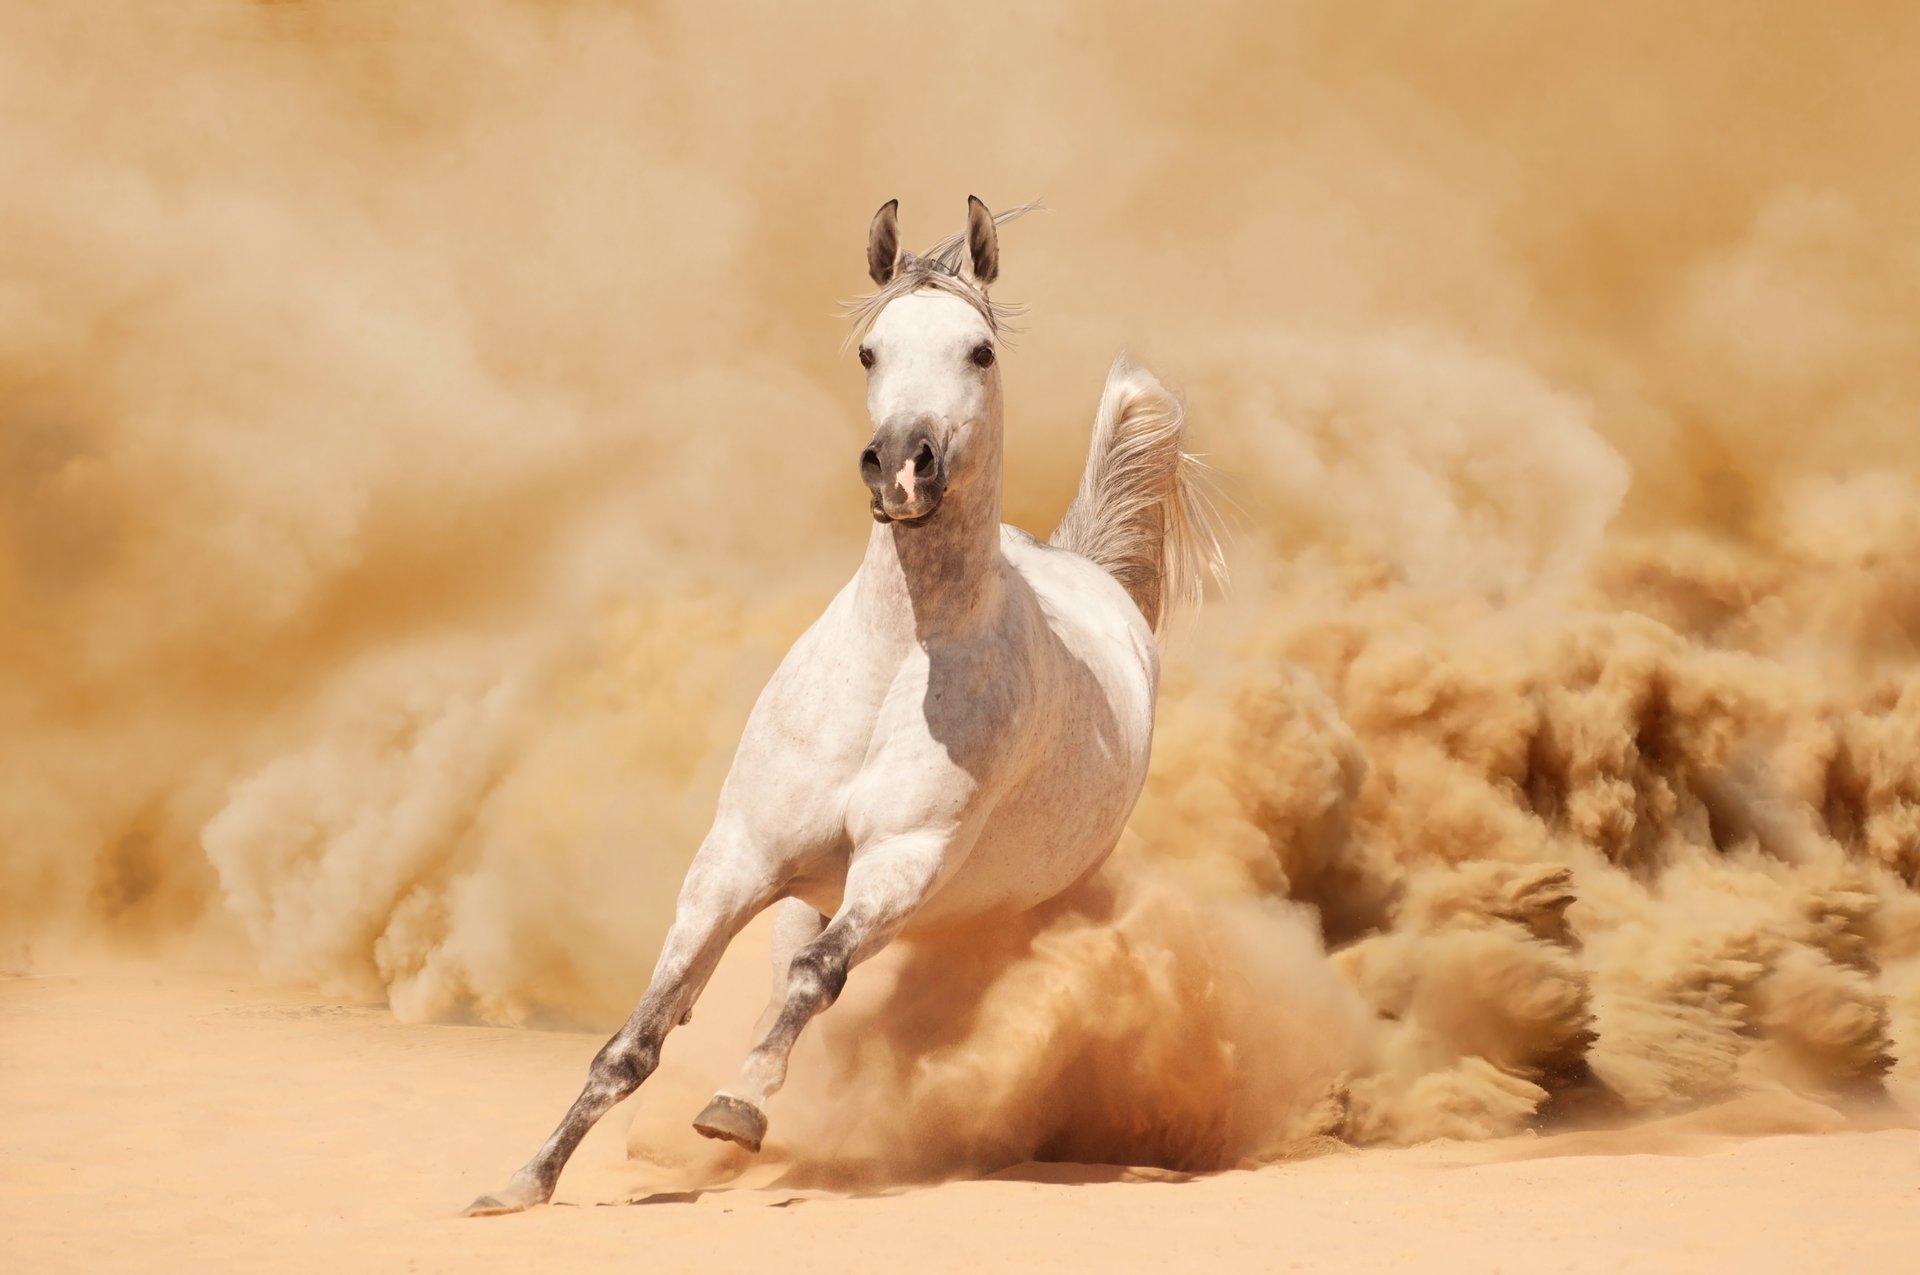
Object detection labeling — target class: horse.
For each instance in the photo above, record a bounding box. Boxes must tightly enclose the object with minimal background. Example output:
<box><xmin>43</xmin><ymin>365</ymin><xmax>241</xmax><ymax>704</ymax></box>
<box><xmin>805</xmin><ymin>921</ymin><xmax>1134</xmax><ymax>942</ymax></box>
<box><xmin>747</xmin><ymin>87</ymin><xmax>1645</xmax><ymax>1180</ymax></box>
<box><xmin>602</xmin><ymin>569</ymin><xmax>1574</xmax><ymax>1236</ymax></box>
<box><xmin>465</xmin><ymin>196</ymin><xmax>1222</xmax><ymax>1215</ymax></box>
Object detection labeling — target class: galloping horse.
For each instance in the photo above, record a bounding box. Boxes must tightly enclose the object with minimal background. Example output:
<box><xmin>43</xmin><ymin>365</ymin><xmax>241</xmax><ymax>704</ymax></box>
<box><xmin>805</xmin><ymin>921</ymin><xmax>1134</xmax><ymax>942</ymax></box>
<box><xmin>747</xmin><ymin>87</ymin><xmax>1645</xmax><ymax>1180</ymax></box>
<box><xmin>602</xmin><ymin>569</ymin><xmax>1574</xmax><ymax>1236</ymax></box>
<box><xmin>466</xmin><ymin>197</ymin><xmax>1220</xmax><ymax>1214</ymax></box>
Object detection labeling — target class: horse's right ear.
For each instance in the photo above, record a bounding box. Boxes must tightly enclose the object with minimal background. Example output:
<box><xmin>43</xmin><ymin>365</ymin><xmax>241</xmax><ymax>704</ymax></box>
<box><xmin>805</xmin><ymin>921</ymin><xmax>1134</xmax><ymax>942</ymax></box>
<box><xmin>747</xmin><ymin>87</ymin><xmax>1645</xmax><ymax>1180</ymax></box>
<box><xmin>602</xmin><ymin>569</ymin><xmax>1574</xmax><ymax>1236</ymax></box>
<box><xmin>867</xmin><ymin>199</ymin><xmax>903</xmax><ymax>286</ymax></box>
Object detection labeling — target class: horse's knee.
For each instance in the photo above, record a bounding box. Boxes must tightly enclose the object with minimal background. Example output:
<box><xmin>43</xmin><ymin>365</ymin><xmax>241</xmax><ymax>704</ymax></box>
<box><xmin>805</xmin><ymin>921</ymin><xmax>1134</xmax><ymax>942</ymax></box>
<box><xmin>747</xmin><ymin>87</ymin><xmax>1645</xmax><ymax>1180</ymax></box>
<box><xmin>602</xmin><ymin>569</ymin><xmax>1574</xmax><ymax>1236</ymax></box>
<box><xmin>588</xmin><ymin>1035</ymin><xmax>660</xmax><ymax>1098</ymax></box>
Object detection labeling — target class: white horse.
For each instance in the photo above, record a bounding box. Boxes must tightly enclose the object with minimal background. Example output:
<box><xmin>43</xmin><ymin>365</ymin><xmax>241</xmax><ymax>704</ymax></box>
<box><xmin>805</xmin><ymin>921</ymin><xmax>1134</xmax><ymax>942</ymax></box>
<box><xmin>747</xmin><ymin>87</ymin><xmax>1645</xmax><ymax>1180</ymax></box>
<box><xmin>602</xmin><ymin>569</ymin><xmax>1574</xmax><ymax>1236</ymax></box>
<box><xmin>466</xmin><ymin>197</ymin><xmax>1221</xmax><ymax>1215</ymax></box>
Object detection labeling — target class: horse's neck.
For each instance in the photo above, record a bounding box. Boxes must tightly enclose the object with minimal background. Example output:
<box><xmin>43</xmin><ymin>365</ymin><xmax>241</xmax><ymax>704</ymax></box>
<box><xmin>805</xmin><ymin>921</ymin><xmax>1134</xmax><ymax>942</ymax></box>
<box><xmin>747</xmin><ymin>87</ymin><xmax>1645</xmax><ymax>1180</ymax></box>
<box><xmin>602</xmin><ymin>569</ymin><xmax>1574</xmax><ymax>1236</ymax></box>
<box><xmin>854</xmin><ymin>471</ymin><xmax>1006</xmax><ymax>646</ymax></box>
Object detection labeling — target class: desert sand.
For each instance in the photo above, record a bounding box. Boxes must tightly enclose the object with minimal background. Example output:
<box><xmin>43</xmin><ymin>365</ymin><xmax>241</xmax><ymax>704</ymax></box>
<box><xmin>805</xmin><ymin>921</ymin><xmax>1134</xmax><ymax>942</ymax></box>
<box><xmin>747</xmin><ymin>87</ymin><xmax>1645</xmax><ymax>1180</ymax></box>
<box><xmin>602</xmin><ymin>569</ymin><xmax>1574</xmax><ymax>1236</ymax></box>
<box><xmin>7</xmin><ymin>956</ymin><xmax>1918</xmax><ymax>1275</ymax></box>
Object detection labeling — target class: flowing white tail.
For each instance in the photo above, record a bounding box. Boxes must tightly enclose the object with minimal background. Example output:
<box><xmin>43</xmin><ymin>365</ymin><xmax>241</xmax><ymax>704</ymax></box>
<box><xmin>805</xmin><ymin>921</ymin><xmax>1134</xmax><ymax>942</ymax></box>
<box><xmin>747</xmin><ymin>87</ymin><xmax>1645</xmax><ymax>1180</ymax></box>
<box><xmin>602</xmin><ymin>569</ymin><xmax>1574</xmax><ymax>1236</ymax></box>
<box><xmin>1051</xmin><ymin>357</ymin><xmax>1226</xmax><ymax>630</ymax></box>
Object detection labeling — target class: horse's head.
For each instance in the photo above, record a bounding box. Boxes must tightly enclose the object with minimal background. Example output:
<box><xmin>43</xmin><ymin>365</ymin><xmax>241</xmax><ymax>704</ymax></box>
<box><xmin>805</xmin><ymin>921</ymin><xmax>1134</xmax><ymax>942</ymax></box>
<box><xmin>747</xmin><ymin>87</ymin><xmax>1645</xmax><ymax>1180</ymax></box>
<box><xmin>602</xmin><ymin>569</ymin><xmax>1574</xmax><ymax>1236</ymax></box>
<box><xmin>853</xmin><ymin>197</ymin><xmax>1005</xmax><ymax>525</ymax></box>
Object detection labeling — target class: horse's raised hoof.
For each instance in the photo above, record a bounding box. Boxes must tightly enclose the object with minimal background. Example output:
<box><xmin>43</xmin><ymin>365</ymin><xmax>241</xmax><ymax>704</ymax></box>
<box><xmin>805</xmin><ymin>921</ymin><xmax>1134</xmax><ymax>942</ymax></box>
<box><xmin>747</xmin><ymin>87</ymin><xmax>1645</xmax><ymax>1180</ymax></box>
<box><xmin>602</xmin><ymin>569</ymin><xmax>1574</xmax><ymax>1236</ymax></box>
<box><xmin>462</xmin><ymin>1175</ymin><xmax>547</xmax><ymax>1217</ymax></box>
<box><xmin>692</xmin><ymin>1093</ymin><xmax>768</xmax><ymax>1152</ymax></box>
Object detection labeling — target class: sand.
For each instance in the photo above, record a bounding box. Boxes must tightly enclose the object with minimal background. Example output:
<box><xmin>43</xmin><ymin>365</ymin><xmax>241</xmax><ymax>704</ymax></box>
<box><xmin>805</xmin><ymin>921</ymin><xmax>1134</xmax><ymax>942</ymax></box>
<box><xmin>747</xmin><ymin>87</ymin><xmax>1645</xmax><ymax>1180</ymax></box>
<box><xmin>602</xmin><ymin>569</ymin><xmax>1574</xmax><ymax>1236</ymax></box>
<box><xmin>7</xmin><ymin>959</ymin><xmax>1917</xmax><ymax>1274</ymax></box>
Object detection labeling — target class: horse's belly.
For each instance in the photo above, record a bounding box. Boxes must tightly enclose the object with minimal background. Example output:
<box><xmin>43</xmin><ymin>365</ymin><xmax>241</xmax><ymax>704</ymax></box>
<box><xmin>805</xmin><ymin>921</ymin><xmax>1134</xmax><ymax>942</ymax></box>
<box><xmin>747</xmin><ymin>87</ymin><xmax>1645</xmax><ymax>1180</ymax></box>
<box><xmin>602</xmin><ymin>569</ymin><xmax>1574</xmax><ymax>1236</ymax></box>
<box><xmin>906</xmin><ymin>735</ymin><xmax>1147</xmax><ymax>930</ymax></box>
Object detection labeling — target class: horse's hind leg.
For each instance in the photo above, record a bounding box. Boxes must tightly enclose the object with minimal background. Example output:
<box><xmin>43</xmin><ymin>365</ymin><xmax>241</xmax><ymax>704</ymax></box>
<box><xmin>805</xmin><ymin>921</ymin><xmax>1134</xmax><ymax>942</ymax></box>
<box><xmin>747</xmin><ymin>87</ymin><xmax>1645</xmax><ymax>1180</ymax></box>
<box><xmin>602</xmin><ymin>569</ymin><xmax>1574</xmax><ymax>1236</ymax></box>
<box><xmin>688</xmin><ymin>897</ymin><xmax>824</xmax><ymax>1150</ymax></box>
<box><xmin>753</xmin><ymin>898</ymin><xmax>828</xmax><ymax>1039</ymax></box>
<box><xmin>694</xmin><ymin>836</ymin><xmax>941</xmax><ymax>1151</ymax></box>
<box><xmin>464</xmin><ymin>842</ymin><xmax>777</xmax><ymax>1216</ymax></box>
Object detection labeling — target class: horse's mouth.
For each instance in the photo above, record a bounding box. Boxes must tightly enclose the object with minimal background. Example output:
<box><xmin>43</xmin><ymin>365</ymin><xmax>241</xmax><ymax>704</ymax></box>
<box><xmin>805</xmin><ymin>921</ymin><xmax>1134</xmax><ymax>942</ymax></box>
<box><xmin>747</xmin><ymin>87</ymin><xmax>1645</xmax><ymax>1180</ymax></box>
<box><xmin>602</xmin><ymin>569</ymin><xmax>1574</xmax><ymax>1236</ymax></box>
<box><xmin>870</xmin><ymin>497</ymin><xmax>937</xmax><ymax>525</ymax></box>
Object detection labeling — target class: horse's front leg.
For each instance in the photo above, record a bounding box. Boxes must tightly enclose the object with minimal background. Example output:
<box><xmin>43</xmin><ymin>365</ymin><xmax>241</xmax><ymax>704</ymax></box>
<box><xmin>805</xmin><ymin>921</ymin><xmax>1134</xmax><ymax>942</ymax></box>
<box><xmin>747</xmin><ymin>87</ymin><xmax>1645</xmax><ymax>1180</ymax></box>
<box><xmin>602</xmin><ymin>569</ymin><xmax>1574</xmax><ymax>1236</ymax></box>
<box><xmin>693</xmin><ymin>832</ymin><xmax>948</xmax><ymax>1151</ymax></box>
<box><xmin>464</xmin><ymin>832</ymin><xmax>778</xmax><ymax>1216</ymax></box>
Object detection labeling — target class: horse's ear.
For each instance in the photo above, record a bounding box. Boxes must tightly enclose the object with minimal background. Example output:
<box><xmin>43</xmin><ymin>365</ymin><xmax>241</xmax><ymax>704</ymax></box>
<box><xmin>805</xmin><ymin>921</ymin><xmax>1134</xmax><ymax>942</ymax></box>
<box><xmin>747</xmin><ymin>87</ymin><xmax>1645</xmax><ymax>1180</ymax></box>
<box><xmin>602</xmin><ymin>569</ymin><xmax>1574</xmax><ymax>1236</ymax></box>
<box><xmin>867</xmin><ymin>199</ymin><xmax>903</xmax><ymax>286</ymax></box>
<box><xmin>963</xmin><ymin>195</ymin><xmax>998</xmax><ymax>287</ymax></box>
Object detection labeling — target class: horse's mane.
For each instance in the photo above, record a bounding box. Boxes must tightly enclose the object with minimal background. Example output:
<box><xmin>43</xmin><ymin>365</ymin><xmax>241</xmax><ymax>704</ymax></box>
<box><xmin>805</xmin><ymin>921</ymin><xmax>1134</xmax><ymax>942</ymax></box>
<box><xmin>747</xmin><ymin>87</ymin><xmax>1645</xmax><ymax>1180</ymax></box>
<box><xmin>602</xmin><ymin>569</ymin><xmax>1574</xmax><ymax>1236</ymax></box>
<box><xmin>841</xmin><ymin>201</ymin><xmax>1040</xmax><ymax>347</ymax></box>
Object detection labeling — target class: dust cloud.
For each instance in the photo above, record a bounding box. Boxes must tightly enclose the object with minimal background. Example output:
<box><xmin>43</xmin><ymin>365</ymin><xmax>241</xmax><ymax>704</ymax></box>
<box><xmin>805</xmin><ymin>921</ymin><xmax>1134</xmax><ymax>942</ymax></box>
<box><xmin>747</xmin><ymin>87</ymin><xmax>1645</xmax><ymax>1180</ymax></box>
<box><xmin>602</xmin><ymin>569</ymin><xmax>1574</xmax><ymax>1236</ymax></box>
<box><xmin>4</xmin><ymin>1</ymin><xmax>1919</xmax><ymax>1176</ymax></box>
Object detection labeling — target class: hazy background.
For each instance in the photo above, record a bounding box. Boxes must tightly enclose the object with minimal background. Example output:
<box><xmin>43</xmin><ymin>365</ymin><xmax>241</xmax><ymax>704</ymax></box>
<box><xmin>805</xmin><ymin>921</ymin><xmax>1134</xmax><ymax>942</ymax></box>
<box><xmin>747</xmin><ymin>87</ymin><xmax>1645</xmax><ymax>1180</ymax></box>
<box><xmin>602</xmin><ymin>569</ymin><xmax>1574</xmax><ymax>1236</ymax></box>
<box><xmin>4</xmin><ymin>0</ymin><xmax>1919</xmax><ymax>1173</ymax></box>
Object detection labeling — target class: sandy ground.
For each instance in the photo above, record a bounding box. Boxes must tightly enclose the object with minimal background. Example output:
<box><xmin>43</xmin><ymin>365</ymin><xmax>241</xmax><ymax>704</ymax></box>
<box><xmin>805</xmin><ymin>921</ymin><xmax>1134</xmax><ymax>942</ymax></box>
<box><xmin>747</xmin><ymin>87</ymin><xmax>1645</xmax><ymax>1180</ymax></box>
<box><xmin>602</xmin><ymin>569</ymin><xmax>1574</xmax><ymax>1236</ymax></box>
<box><xmin>4</xmin><ymin>960</ymin><xmax>1918</xmax><ymax>1275</ymax></box>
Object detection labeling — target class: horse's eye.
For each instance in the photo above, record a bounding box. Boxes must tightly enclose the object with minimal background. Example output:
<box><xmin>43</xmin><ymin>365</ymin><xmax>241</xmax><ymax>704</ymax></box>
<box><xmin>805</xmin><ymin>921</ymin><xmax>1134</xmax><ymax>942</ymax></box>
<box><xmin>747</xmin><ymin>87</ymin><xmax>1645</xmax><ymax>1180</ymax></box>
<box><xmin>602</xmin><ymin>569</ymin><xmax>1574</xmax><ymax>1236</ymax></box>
<box><xmin>971</xmin><ymin>343</ymin><xmax>995</xmax><ymax>369</ymax></box>
<box><xmin>858</xmin><ymin>346</ymin><xmax>875</xmax><ymax>370</ymax></box>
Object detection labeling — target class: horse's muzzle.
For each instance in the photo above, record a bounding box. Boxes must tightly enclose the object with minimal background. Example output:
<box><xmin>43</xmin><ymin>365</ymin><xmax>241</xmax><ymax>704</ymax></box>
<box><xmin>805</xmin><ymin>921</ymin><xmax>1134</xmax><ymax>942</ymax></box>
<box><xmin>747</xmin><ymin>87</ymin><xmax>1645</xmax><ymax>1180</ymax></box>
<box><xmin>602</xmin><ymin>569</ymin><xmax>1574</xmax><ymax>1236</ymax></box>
<box><xmin>859</xmin><ymin>428</ymin><xmax>945</xmax><ymax>523</ymax></box>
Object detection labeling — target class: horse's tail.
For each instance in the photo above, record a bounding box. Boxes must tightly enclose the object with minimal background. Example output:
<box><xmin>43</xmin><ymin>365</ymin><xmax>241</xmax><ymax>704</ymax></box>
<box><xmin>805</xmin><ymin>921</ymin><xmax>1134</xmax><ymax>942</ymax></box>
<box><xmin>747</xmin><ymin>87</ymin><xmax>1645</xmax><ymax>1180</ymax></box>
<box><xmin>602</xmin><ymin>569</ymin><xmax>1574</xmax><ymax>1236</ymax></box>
<box><xmin>1049</xmin><ymin>356</ymin><xmax>1225</xmax><ymax>632</ymax></box>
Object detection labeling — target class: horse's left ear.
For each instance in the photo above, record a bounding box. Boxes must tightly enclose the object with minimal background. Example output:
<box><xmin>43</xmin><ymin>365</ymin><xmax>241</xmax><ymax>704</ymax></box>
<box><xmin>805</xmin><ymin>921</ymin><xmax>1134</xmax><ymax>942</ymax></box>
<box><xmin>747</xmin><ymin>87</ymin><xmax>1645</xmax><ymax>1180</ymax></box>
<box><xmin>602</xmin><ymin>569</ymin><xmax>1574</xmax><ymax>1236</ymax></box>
<box><xmin>868</xmin><ymin>199</ymin><xmax>903</xmax><ymax>286</ymax></box>
<box><xmin>963</xmin><ymin>195</ymin><xmax>999</xmax><ymax>287</ymax></box>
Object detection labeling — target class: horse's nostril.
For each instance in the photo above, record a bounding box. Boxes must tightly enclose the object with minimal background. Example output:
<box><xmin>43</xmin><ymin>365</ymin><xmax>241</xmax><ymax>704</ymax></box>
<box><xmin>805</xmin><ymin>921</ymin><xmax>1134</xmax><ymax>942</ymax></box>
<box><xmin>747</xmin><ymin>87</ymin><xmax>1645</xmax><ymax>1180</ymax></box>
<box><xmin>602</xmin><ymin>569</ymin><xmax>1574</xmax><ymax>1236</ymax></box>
<box><xmin>914</xmin><ymin>441</ymin><xmax>935</xmax><ymax>475</ymax></box>
<box><xmin>859</xmin><ymin>446</ymin><xmax>881</xmax><ymax>474</ymax></box>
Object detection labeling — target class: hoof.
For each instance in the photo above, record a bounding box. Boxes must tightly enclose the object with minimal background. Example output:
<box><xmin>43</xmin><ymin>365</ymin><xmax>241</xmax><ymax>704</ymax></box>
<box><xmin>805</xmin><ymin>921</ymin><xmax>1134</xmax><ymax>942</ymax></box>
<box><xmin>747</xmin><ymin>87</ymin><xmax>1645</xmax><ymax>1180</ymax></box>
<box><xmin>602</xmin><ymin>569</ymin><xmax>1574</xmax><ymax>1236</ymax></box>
<box><xmin>462</xmin><ymin>1175</ymin><xmax>547</xmax><ymax>1217</ymax></box>
<box><xmin>692</xmin><ymin>1093</ymin><xmax>768</xmax><ymax>1152</ymax></box>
